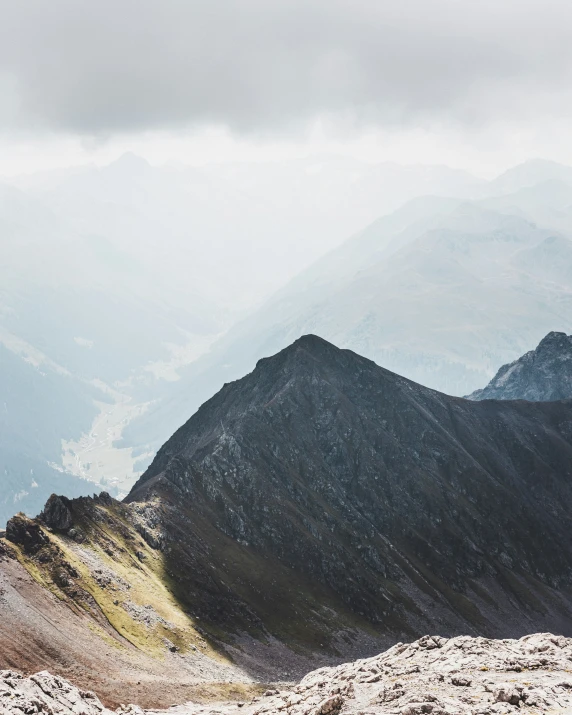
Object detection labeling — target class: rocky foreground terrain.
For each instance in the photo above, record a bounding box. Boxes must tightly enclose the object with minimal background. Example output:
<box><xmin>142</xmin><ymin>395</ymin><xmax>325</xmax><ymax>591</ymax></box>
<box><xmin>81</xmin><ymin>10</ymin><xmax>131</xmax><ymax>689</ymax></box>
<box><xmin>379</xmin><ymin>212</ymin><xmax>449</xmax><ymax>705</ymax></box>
<box><xmin>3</xmin><ymin>633</ymin><xmax>572</xmax><ymax>714</ymax></box>
<box><xmin>469</xmin><ymin>331</ymin><xmax>572</xmax><ymax>401</ymax></box>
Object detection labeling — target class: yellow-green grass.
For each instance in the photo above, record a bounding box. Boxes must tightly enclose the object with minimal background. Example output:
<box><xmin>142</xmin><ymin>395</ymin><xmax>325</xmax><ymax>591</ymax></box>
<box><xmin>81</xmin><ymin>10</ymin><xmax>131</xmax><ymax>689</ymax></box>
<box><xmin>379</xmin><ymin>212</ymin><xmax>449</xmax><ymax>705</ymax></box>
<box><xmin>3</xmin><ymin>505</ymin><xmax>228</xmax><ymax>664</ymax></box>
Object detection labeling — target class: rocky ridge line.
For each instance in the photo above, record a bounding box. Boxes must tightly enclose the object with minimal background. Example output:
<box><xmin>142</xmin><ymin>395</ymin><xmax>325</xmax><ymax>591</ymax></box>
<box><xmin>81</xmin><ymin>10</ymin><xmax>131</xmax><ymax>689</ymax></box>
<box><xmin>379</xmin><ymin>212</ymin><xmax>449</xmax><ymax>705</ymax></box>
<box><xmin>469</xmin><ymin>331</ymin><xmax>572</xmax><ymax>401</ymax></box>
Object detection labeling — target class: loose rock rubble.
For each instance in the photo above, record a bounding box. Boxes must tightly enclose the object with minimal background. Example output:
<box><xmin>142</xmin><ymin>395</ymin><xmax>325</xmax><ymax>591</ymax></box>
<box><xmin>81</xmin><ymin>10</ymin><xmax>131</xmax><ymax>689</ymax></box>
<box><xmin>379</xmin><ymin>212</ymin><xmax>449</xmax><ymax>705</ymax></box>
<box><xmin>122</xmin><ymin>601</ymin><xmax>174</xmax><ymax>629</ymax></box>
<box><xmin>3</xmin><ymin>634</ymin><xmax>572</xmax><ymax>714</ymax></box>
<box><xmin>282</xmin><ymin>632</ymin><xmax>572</xmax><ymax>715</ymax></box>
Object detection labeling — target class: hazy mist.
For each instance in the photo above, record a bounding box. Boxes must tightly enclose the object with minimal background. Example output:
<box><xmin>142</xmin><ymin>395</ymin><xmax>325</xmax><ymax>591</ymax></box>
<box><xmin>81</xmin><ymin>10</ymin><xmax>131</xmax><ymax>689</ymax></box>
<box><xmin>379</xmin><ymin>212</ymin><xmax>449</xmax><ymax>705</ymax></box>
<box><xmin>2</xmin><ymin>0</ymin><xmax>572</xmax><ymax>524</ymax></box>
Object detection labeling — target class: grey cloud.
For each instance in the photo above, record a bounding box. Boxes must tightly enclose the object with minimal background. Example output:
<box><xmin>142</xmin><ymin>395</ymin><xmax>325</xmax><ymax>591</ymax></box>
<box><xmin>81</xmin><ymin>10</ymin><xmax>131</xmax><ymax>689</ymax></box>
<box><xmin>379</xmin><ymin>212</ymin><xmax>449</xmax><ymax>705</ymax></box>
<box><xmin>1</xmin><ymin>0</ymin><xmax>572</xmax><ymax>136</ymax></box>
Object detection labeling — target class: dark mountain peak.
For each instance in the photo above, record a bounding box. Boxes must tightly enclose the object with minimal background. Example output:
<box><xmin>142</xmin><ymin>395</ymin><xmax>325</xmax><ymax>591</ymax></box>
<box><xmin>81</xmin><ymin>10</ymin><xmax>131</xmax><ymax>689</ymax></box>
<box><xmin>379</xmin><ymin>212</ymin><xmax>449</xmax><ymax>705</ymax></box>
<box><xmin>469</xmin><ymin>331</ymin><xmax>572</xmax><ymax>401</ymax></box>
<box><xmin>125</xmin><ymin>339</ymin><xmax>572</xmax><ymax>646</ymax></box>
<box><xmin>256</xmin><ymin>333</ymin><xmax>337</xmax><ymax>368</ymax></box>
<box><xmin>254</xmin><ymin>333</ymin><xmax>375</xmax><ymax>381</ymax></box>
<box><xmin>291</xmin><ymin>332</ymin><xmax>336</xmax><ymax>354</ymax></box>
<box><xmin>130</xmin><ymin>334</ymin><xmax>404</xmax><ymax>493</ymax></box>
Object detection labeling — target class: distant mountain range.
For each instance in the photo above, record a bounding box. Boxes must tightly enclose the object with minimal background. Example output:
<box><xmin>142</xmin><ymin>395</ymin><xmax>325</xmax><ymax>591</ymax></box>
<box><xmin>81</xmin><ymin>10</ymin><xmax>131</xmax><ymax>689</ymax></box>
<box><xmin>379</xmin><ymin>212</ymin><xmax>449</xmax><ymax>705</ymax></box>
<box><xmin>125</xmin><ymin>174</ymin><xmax>572</xmax><ymax>459</ymax></box>
<box><xmin>11</xmin><ymin>153</ymin><xmax>485</xmax><ymax>310</ymax></box>
<box><xmin>469</xmin><ymin>331</ymin><xmax>572</xmax><ymax>401</ymax></box>
<box><xmin>4</xmin><ymin>155</ymin><xmax>572</xmax><ymax>515</ymax></box>
<box><xmin>0</xmin><ymin>156</ymin><xmax>486</xmax><ymax>519</ymax></box>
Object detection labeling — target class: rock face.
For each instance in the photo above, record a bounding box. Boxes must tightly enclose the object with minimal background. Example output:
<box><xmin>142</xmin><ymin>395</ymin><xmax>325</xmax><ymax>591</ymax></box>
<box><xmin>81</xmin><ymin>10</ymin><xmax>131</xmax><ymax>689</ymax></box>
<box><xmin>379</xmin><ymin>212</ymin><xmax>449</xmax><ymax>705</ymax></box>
<box><xmin>187</xmin><ymin>632</ymin><xmax>572</xmax><ymax>715</ymax></box>
<box><xmin>40</xmin><ymin>494</ymin><xmax>74</xmax><ymax>531</ymax></box>
<box><xmin>127</xmin><ymin>335</ymin><xmax>572</xmax><ymax>644</ymax></box>
<box><xmin>469</xmin><ymin>331</ymin><xmax>572</xmax><ymax>401</ymax></box>
<box><xmin>5</xmin><ymin>513</ymin><xmax>49</xmax><ymax>554</ymax></box>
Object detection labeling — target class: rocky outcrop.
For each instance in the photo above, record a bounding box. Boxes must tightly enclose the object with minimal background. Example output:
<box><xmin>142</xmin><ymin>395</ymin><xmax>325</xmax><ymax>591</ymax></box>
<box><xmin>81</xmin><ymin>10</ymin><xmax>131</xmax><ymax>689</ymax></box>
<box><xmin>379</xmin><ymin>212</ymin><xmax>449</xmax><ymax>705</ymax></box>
<box><xmin>0</xmin><ymin>669</ymin><xmax>142</xmax><ymax>714</ymax></box>
<box><xmin>469</xmin><ymin>331</ymin><xmax>572</xmax><ymax>401</ymax></box>
<box><xmin>40</xmin><ymin>494</ymin><xmax>74</xmax><ymax>531</ymax></box>
<box><xmin>126</xmin><ymin>335</ymin><xmax>572</xmax><ymax>645</ymax></box>
<box><xmin>220</xmin><ymin>632</ymin><xmax>572</xmax><ymax>715</ymax></box>
<box><xmin>5</xmin><ymin>514</ymin><xmax>49</xmax><ymax>554</ymax></box>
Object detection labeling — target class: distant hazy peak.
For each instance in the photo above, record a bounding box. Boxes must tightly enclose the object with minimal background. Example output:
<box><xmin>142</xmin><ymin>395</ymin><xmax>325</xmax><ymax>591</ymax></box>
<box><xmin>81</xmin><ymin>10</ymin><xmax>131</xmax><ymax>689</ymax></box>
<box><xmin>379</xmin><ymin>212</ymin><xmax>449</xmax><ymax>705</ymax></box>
<box><xmin>105</xmin><ymin>151</ymin><xmax>151</xmax><ymax>173</ymax></box>
<box><xmin>489</xmin><ymin>158</ymin><xmax>572</xmax><ymax>195</ymax></box>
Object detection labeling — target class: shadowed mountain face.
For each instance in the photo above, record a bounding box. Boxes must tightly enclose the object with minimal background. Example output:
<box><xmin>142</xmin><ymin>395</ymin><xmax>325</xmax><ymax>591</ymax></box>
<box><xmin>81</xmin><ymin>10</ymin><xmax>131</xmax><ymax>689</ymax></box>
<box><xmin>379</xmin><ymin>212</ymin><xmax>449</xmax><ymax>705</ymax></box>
<box><xmin>127</xmin><ymin>335</ymin><xmax>572</xmax><ymax>644</ymax></box>
<box><xmin>469</xmin><ymin>332</ymin><xmax>572</xmax><ymax>402</ymax></box>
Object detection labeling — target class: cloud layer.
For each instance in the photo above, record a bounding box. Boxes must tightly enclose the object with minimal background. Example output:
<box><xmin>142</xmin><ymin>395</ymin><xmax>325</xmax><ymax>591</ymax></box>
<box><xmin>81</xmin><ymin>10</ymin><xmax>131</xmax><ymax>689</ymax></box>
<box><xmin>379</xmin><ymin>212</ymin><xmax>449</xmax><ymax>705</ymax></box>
<box><xmin>1</xmin><ymin>0</ymin><xmax>572</xmax><ymax>136</ymax></box>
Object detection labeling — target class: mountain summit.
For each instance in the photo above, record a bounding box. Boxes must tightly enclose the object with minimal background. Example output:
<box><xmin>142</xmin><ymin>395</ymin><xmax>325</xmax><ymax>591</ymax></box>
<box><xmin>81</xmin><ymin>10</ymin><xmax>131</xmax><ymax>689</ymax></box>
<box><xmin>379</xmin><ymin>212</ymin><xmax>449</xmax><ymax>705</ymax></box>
<box><xmin>127</xmin><ymin>334</ymin><xmax>572</xmax><ymax>643</ymax></box>
<box><xmin>469</xmin><ymin>331</ymin><xmax>572</xmax><ymax>401</ymax></box>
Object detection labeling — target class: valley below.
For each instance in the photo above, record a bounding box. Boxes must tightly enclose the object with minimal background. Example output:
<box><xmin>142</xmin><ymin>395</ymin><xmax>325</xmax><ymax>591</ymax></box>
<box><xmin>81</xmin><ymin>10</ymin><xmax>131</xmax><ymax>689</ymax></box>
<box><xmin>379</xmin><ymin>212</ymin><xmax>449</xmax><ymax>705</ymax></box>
<box><xmin>58</xmin><ymin>331</ymin><xmax>222</xmax><ymax>496</ymax></box>
<box><xmin>60</xmin><ymin>393</ymin><xmax>151</xmax><ymax>497</ymax></box>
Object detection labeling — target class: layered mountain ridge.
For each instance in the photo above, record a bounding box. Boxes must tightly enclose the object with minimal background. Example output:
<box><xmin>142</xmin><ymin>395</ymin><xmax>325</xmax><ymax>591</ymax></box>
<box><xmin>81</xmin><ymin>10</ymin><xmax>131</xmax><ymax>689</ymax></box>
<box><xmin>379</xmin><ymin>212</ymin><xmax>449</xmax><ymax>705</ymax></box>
<box><xmin>5</xmin><ymin>157</ymin><xmax>572</xmax><ymax>509</ymax></box>
<box><xmin>3</xmin><ymin>334</ymin><xmax>572</xmax><ymax>705</ymax></box>
<box><xmin>125</xmin><ymin>189</ymin><xmax>572</xmax><ymax>466</ymax></box>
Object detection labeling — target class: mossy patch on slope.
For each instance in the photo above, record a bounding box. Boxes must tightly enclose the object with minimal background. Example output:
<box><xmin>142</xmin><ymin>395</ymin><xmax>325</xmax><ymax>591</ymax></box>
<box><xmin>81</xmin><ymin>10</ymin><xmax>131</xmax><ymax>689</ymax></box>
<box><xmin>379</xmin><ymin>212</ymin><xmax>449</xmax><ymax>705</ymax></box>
<box><xmin>2</xmin><ymin>499</ymin><xmax>224</xmax><ymax>664</ymax></box>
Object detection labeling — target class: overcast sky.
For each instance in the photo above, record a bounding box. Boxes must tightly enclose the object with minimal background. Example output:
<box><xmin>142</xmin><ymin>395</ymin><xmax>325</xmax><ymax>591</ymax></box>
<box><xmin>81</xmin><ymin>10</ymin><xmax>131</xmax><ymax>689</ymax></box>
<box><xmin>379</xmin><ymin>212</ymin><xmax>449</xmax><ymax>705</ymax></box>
<box><xmin>2</xmin><ymin>0</ymin><xmax>572</xmax><ymax>176</ymax></box>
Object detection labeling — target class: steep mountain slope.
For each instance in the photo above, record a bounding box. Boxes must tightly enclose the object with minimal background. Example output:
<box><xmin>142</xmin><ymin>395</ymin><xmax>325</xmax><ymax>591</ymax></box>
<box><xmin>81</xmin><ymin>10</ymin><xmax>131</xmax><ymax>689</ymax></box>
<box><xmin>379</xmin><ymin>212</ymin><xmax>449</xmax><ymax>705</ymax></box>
<box><xmin>469</xmin><ymin>331</ymin><xmax>572</xmax><ymax>401</ymax></box>
<box><xmin>0</xmin><ymin>493</ymin><xmax>271</xmax><ymax>709</ymax></box>
<box><xmin>127</xmin><ymin>336</ymin><xmax>572</xmax><ymax>646</ymax></box>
